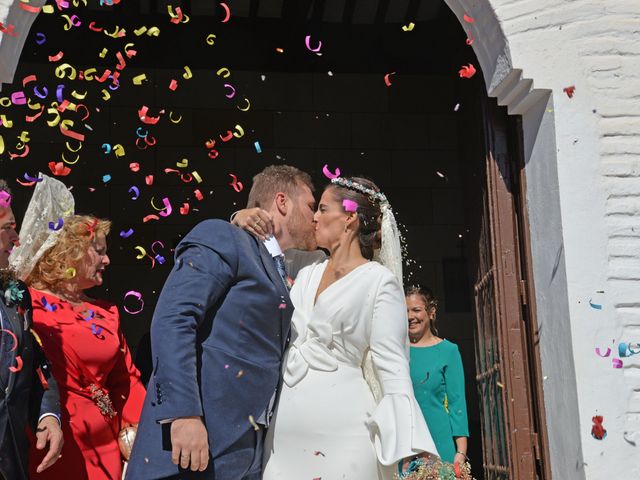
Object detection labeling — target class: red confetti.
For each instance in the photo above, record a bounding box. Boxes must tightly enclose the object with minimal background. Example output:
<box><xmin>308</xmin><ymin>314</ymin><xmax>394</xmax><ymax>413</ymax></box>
<box><xmin>169</xmin><ymin>79</ymin><xmax>178</xmax><ymax>91</ymax></box>
<box><xmin>194</xmin><ymin>189</ymin><xmax>204</xmax><ymax>201</ymax></box>
<box><xmin>145</xmin><ymin>175</ymin><xmax>154</xmax><ymax>185</ymax></box>
<box><xmin>48</xmin><ymin>51</ymin><xmax>64</xmax><ymax>62</ymax></box>
<box><xmin>458</xmin><ymin>64</ymin><xmax>476</xmax><ymax>79</ymax></box>
<box><xmin>142</xmin><ymin>214</ymin><xmax>160</xmax><ymax>223</ymax></box>
<box><xmin>591</xmin><ymin>415</ymin><xmax>606</xmax><ymax>440</ymax></box>
<box><xmin>219</xmin><ymin>2</ymin><xmax>231</xmax><ymax>23</ymax></box>
<box><xmin>384</xmin><ymin>72</ymin><xmax>396</xmax><ymax>87</ymax></box>
<box><xmin>138</xmin><ymin>105</ymin><xmax>162</xmax><ymax>125</ymax></box>
<box><xmin>9</xmin><ymin>355</ymin><xmax>23</xmax><ymax>373</ymax></box>
<box><xmin>228</xmin><ymin>173</ymin><xmax>243</xmax><ymax>193</ymax></box>
<box><xmin>563</xmin><ymin>85</ymin><xmax>576</xmax><ymax>98</ymax></box>
<box><xmin>129</xmin><ymin>162</ymin><xmax>140</xmax><ymax>172</ymax></box>
<box><xmin>48</xmin><ymin>161</ymin><xmax>71</xmax><ymax>176</ymax></box>
<box><xmin>179</xmin><ymin>203</ymin><xmax>190</xmax><ymax>215</ymax></box>
<box><xmin>463</xmin><ymin>13</ymin><xmax>475</xmax><ymax>23</ymax></box>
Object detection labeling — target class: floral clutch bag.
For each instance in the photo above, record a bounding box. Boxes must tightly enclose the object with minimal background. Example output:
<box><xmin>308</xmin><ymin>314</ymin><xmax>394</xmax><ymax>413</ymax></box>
<box><xmin>395</xmin><ymin>458</ymin><xmax>476</xmax><ymax>480</ymax></box>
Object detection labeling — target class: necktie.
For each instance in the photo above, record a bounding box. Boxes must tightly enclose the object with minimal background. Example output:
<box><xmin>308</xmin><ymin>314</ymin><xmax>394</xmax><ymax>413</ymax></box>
<box><xmin>273</xmin><ymin>254</ymin><xmax>289</xmax><ymax>290</ymax></box>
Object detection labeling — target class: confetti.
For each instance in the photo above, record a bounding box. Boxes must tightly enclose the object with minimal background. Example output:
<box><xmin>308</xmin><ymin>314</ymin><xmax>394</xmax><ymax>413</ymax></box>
<box><xmin>123</xmin><ymin>291</ymin><xmax>144</xmax><ymax>314</ymax></box>
<box><xmin>102</xmin><ymin>174</ymin><xmax>112</xmax><ymax>184</ymax></box>
<box><xmin>48</xmin><ymin>161</ymin><xmax>72</xmax><ymax>176</ymax></box>
<box><xmin>9</xmin><ymin>356</ymin><xmax>23</xmax><ymax>373</ymax></box>
<box><xmin>206</xmin><ymin>34</ymin><xmax>216</xmax><ymax>45</ymax></box>
<box><xmin>48</xmin><ymin>218</ymin><xmax>64</xmax><ymax>231</ymax></box>
<box><xmin>401</xmin><ymin>22</ymin><xmax>415</xmax><ymax>32</ymax></box>
<box><xmin>458</xmin><ymin>64</ymin><xmax>476</xmax><ymax>79</ymax></box>
<box><xmin>305</xmin><ymin>35</ymin><xmax>322</xmax><ymax>53</ymax></box>
<box><xmin>0</xmin><ymin>329</ymin><xmax>18</xmax><ymax>352</ymax></box>
<box><xmin>120</xmin><ymin>229</ymin><xmax>134</xmax><ymax>238</ymax></box>
<box><xmin>223</xmin><ymin>83</ymin><xmax>236</xmax><ymax>99</ymax></box>
<box><xmin>254</xmin><ymin>141</ymin><xmax>262</xmax><ymax>153</ymax></box>
<box><xmin>128</xmin><ymin>186</ymin><xmax>140</xmax><ymax>200</ymax></box>
<box><xmin>322</xmin><ymin>164</ymin><xmax>340</xmax><ymax>179</ymax></box>
<box><xmin>384</xmin><ymin>72</ymin><xmax>396</xmax><ymax>87</ymax></box>
<box><xmin>0</xmin><ymin>191</ymin><xmax>11</xmax><ymax>208</ymax></box>
<box><xmin>194</xmin><ymin>189</ymin><xmax>204</xmax><ymax>201</ymax></box>
<box><xmin>563</xmin><ymin>85</ymin><xmax>576</xmax><ymax>98</ymax></box>
<box><xmin>229</xmin><ymin>174</ymin><xmax>243</xmax><ymax>193</ymax></box>
<box><xmin>463</xmin><ymin>13</ymin><xmax>475</xmax><ymax>23</ymax></box>
<box><xmin>612</xmin><ymin>358</ymin><xmax>623</xmax><ymax>368</ymax></box>
<box><xmin>41</xmin><ymin>297</ymin><xmax>57</xmax><ymax>312</ymax></box>
<box><xmin>591</xmin><ymin>415</ymin><xmax>606</xmax><ymax>440</ymax></box>
<box><xmin>219</xmin><ymin>2</ymin><xmax>231</xmax><ymax>23</ymax></box>
<box><xmin>589</xmin><ymin>299</ymin><xmax>602</xmax><ymax>310</ymax></box>
<box><xmin>342</xmin><ymin>199</ymin><xmax>358</xmax><ymax>212</ymax></box>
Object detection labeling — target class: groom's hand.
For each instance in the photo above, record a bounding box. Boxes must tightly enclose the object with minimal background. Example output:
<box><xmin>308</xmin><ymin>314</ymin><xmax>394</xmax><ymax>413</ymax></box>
<box><xmin>170</xmin><ymin>416</ymin><xmax>209</xmax><ymax>472</ymax></box>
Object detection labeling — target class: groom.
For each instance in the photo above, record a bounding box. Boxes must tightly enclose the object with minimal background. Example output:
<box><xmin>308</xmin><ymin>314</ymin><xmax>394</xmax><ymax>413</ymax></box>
<box><xmin>126</xmin><ymin>165</ymin><xmax>317</xmax><ymax>480</ymax></box>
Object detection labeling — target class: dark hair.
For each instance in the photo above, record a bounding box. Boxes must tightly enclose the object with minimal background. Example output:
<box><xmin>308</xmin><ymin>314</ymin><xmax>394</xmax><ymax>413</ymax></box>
<box><xmin>0</xmin><ymin>179</ymin><xmax>11</xmax><ymax>197</ymax></box>
<box><xmin>247</xmin><ymin>165</ymin><xmax>314</xmax><ymax>209</ymax></box>
<box><xmin>406</xmin><ymin>285</ymin><xmax>439</xmax><ymax>336</ymax></box>
<box><xmin>327</xmin><ymin>176</ymin><xmax>382</xmax><ymax>260</ymax></box>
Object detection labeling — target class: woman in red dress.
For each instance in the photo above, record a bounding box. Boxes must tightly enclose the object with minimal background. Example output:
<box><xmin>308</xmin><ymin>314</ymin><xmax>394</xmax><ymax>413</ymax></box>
<box><xmin>25</xmin><ymin>215</ymin><xmax>146</xmax><ymax>480</ymax></box>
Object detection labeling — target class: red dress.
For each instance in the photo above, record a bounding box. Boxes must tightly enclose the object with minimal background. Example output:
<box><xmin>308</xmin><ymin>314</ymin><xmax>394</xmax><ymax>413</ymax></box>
<box><xmin>28</xmin><ymin>289</ymin><xmax>146</xmax><ymax>480</ymax></box>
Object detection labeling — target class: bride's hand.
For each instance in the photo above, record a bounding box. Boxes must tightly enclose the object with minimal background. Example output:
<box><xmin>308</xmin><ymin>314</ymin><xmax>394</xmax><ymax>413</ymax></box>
<box><xmin>232</xmin><ymin>208</ymin><xmax>274</xmax><ymax>240</ymax></box>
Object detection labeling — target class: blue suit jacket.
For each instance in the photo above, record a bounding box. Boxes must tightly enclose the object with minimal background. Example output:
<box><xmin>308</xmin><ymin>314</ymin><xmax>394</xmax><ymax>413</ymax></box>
<box><xmin>127</xmin><ymin>220</ymin><xmax>293</xmax><ymax>479</ymax></box>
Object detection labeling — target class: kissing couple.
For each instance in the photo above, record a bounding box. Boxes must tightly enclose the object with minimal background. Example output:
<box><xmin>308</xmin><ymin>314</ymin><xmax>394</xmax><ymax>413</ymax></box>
<box><xmin>126</xmin><ymin>164</ymin><xmax>438</xmax><ymax>480</ymax></box>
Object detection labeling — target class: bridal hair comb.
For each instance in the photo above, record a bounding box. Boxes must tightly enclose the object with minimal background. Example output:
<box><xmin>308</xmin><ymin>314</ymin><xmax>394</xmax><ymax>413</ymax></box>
<box><xmin>330</xmin><ymin>177</ymin><xmax>388</xmax><ymax>204</ymax></box>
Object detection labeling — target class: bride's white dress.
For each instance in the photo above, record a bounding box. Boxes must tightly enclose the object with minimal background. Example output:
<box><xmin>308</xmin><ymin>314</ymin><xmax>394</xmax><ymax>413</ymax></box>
<box><xmin>263</xmin><ymin>260</ymin><xmax>437</xmax><ymax>480</ymax></box>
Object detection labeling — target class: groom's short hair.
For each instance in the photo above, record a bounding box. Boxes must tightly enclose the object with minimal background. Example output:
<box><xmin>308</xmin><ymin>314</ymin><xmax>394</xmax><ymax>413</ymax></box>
<box><xmin>247</xmin><ymin>165</ymin><xmax>314</xmax><ymax>208</ymax></box>
<box><xmin>0</xmin><ymin>179</ymin><xmax>11</xmax><ymax>196</ymax></box>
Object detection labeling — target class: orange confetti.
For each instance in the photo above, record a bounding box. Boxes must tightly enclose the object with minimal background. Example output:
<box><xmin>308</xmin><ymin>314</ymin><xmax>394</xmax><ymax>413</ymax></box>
<box><xmin>458</xmin><ymin>64</ymin><xmax>476</xmax><ymax>79</ymax></box>
<box><xmin>48</xmin><ymin>161</ymin><xmax>71</xmax><ymax>177</ymax></box>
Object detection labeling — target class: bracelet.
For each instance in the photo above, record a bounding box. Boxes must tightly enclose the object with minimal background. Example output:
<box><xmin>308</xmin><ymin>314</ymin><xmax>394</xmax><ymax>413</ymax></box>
<box><xmin>456</xmin><ymin>451</ymin><xmax>468</xmax><ymax>459</ymax></box>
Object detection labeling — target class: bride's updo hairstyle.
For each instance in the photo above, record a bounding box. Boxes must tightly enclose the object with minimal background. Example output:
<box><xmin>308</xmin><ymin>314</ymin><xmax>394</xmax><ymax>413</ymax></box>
<box><xmin>327</xmin><ymin>176</ymin><xmax>386</xmax><ymax>260</ymax></box>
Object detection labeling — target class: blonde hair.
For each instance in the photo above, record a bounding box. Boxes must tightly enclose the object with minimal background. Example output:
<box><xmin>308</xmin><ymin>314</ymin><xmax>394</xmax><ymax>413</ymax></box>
<box><xmin>247</xmin><ymin>165</ymin><xmax>314</xmax><ymax>209</ymax></box>
<box><xmin>27</xmin><ymin>215</ymin><xmax>111</xmax><ymax>292</ymax></box>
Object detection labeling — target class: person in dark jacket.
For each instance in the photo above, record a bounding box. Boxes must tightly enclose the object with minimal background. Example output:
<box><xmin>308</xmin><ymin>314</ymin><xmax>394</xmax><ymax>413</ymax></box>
<box><xmin>0</xmin><ymin>179</ymin><xmax>62</xmax><ymax>480</ymax></box>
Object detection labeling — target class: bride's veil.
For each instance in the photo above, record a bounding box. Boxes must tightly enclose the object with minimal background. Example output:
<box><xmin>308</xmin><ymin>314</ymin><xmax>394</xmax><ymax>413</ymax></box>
<box><xmin>363</xmin><ymin>203</ymin><xmax>404</xmax><ymax>403</ymax></box>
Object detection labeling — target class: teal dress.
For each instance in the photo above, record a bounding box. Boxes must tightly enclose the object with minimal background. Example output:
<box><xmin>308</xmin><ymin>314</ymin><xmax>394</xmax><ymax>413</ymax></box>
<box><xmin>410</xmin><ymin>339</ymin><xmax>469</xmax><ymax>463</ymax></box>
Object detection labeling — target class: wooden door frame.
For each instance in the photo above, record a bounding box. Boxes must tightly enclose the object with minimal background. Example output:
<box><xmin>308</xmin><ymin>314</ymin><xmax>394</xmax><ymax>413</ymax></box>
<box><xmin>480</xmin><ymin>99</ymin><xmax>551</xmax><ymax>479</ymax></box>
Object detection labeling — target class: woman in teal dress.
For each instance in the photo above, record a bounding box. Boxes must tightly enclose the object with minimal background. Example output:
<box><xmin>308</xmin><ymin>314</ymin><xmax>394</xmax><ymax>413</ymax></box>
<box><xmin>406</xmin><ymin>286</ymin><xmax>469</xmax><ymax>466</ymax></box>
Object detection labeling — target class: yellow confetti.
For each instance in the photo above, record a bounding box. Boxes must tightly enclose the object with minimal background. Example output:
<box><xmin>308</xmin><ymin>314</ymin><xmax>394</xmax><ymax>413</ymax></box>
<box><xmin>135</xmin><ymin>246</ymin><xmax>147</xmax><ymax>260</ymax></box>
<box><xmin>206</xmin><ymin>34</ymin><xmax>216</xmax><ymax>45</ymax></box>
<box><xmin>65</xmin><ymin>140</ymin><xmax>82</xmax><ymax>152</ymax></box>
<box><xmin>42</xmin><ymin>4</ymin><xmax>54</xmax><ymax>13</ymax></box>
<box><xmin>0</xmin><ymin>97</ymin><xmax>11</xmax><ymax>108</ymax></box>
<box><xmin>104</xmin><ymin>26</ymin><xmax>125</xmax><ymax>38</ymax></box>
<box><xmin>182</xmin><ymin>66</ymin><xmax>192</xmax><ymax>79</ymax></box>
<box><xmin>71</xmin><ymin>90</ymin><xmax>87</xmax><ymax>100</ymax></box>
<box><xmin>0</xmin><ymin>135</ymin><xmax>4</xmax><ymax>154</ymax></box>
<box><xmin>237</xmin><ymin>97</ymin><xmax>251</xmax><ymax>112</ymax></box>
<box><xmin>0</xmin><ymin>115</ymin><xmax>13</xmax><ymax>128</ymax></box>
<box><xmin>46</xmin><ymin>108</ymin><xmax>60</xmax><ymax>127</ymax></box>
<box><xmin>216</xmin><ymin>67</ymin><xmax>231</xmax><ymax>78</ymax></box>
<box><xmin>248</xmin><ymin>415</ymin><xmax>260</xmax><ymax>431</ymax></box>
<box><xmin>134</xmin><ymin>26</ymin><xmax>148</xmax><ymax>36</ymax></box>
<box><xmin>17</xmin><ymin>131</ymin><xmax>30</xmax><ymax>143</ymax></box>
<box><xmin>55</xmin><ymin>63</ymin><xmax>77</xmax><ymax>80</ymax></box>
<box><xmin>169</xmin><ymin>111</ymin><xmax>182</xmax><ymax>123</ymax></box>
<box><xmin>101</xmin><ymin>89</ymin><xmax>111</xmax><ymax>101</ymax></box>
<box><xmin>233</xmin><ymin>124</ymin><xmax>244</xmax><ymax>138</ymax></box>
<box><xmin>147</xmin><ymin>27</ymin><xmax>161</xmax><ymax>37</ymax></box>
<box><xmin>402</xmin><ymin>22</ymin><xmax>415</xmax><ymax>32</ymax></box>
<box><xmin>176</xmin><ymin>159</ymin><xmax>189</xmax><ymax>168</ymax></box>
<box><xmin>150</xmin><ymin>197</ymin><xmax>167</xmax><ymax>212</ymax></box>
<box><xmin>132</xmin><ymin>73</ymin><xmax>148</xmax><ymax>85</ymax></box>
<box><xmin>27</xmin><ymin>99</ymin><xmax>42</xmax><ymax>110</ymax></box>
<box><xmin>113</xmin><ymin>144</ymin><xmax>125</xmax><ymax>157</ymax></box>
<box><xmin>192</xmin><ymin>171</ymin><xmax>202</xmax><ymax>183</ymax></box>
<box><xmin>99</xmin><ymin>48</ymin><xmax>108</xmax><ymax>58</ymax></box>
<box><xmin>61</xmin><ymin>152</ymin><xmax>80</xmax><ymax>164</ymax></box>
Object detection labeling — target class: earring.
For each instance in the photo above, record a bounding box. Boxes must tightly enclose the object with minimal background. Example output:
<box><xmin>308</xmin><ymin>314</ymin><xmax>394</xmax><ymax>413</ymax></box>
<box><xmin>344</xmin><ymin>223</ymin><xmax>348</xmax><ymax>233</ymax></box>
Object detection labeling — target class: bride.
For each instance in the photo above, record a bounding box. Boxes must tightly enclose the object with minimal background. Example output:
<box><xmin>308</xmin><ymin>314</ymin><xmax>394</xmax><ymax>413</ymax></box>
<box><xmin>262</xmin><ymin>176</ymin><xmax>437</xmax><ymax>480</ymax></box>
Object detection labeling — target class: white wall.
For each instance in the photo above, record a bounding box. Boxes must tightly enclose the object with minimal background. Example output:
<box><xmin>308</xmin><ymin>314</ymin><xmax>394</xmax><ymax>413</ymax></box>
<box><xmin>447</xmin><ymin>0</ymin><xmax>640</xmax><ymax>478</ymax></box>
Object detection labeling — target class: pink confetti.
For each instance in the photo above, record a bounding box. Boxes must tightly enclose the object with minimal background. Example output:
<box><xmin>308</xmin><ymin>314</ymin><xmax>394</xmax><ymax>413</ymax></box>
<box><xmin>342</xmin><ymin>199</ymin><xmax>358</xmax><ymax>212</ymax></box>
<box><xmin>322</xmin><ymin>164</ymin><xmax>341</xmax><ymax>179</ymax></box>
<box><xmin>595</xmin><ymin>347</ymin><xmax>611</xmax><ymax>357</ymax></box>
<box><xmin>305</xmin><ymin>35</ymin><xmax>322</xmax><ymax>53</ymax></box>
<box><xmin>158</xmin><ymin>198</ymin><xmax>173</xmax><ymax>217</ymax></box>
<box><xmin>0</xmin><ymin>191</ymin><xmax>11</xmax><ymax>208</ymax></box>
<box><xmin>123</xmin><ymin>291</ymin><xmax>144</xmax><ymax>314</ymax></box>
<box><xmin>612</xmin><ymin>358</ymin><xmax>623</xmax><ymax>368</ymax></box>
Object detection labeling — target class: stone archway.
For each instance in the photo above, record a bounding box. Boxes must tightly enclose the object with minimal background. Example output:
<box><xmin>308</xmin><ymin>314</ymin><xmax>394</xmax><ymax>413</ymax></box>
<box><xmin>0</xmin><ymin>1</ymin><xmax>584</xmax><ymax>478</ymax></box>
<box><xmin>446</xmin><ymin>2</ymin><xmax>585</xmax><ymax>479</ymax></box>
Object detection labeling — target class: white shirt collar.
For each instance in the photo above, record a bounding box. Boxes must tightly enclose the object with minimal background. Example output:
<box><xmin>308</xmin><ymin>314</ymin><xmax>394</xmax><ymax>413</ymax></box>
<box><xmin>262</xmin><ymin>235</ymin><xmax>283</xmax><ymax>257</ymax></box>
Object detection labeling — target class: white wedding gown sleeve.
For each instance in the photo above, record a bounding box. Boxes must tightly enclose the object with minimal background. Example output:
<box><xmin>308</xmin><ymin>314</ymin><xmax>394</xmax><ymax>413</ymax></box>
<box><xmin>263</xmin><ymin>260</ymin><xmax>437</xmax><ymax>480</ymax></box>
